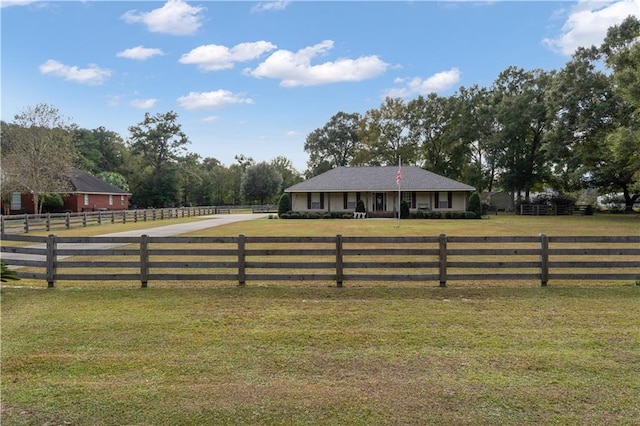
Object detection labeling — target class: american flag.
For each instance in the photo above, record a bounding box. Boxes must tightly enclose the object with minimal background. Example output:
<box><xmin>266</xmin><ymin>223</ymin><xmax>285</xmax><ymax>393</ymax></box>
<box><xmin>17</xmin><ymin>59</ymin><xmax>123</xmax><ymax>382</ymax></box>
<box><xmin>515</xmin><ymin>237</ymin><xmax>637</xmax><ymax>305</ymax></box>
<box><xmin>396</xmin><ymin>164</ymin><xmax>402</xmax><ymax>185</ymax></box>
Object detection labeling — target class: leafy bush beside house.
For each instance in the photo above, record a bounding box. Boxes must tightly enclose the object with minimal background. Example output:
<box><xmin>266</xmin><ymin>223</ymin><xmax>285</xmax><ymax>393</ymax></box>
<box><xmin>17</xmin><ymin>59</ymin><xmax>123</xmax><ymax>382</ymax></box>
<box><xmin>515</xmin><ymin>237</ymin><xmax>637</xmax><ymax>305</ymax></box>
<box><xmin>467</xmin><ymin>192</ymin><xmax>482</xmax><ymax>217</ymax></box>
<box><xmin>278</xmin><ymin>193</ymin><xmax>291</xmax><ymax>217</ymax></box>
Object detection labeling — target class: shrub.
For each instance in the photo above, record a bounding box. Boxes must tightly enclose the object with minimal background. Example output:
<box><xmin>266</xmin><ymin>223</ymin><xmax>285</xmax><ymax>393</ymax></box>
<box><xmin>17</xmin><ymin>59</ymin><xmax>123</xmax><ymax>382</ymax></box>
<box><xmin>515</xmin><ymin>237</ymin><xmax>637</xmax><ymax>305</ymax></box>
<box><xmin>278</xmin><ymin>193</ymin><xmax>291</xmax><ymax>217</ymax></box>
<box><xmin>468</xmin><ymin>192</ymin><xmax>482</xmax><ymax>217</ymax></box>
<box><xmin>415</xmin><ymin>210</ymin><xmax>426</xmax><ymax>219</ymax></box>
<box><xmin>1</xmin><ymin>260</ymin><xmax>19</xmax><ymax>282</ymax></box>
<box><xmin>400</xmin><ymin>200</ymin><xmax>410</xmax><ymax>219</ymax></box>
<box><xmin>42</xmin><ymin>193</ymin><xmax>65</xmax><ymax>213</ymax></box>
<box><xmin>356</xmin><ymin>199</ymin><xmax>366</xmax><ymax>213</ymax></box>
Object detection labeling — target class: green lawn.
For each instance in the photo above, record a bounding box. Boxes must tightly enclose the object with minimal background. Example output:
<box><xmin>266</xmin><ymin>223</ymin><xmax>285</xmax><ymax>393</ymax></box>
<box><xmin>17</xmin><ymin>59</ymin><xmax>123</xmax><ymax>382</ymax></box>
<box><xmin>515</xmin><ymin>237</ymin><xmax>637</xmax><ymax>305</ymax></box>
<box><xmin>2</xmin><ymin>214</ymin><xmax>639</xmax><ymax>425</ymax></box>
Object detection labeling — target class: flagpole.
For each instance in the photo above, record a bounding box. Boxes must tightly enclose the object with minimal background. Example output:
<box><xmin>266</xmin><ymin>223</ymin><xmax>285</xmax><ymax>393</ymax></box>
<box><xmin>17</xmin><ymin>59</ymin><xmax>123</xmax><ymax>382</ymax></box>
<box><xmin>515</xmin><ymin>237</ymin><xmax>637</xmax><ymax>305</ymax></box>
<box><xmin>397</xmin><ymin>157</ymin><xmax>401</xmax><ymax>227</ymax></box>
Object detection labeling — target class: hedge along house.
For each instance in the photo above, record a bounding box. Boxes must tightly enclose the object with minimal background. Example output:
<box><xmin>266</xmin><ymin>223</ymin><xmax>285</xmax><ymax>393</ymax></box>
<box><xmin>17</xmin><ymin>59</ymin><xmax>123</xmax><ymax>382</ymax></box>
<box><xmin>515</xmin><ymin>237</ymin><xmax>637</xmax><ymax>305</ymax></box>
<box><xmin>285</xmin><ymin>166</ymin><xmax>476</xmax><ymax>216</ymax></box>
<box><xmin>4</xmin><ymin>168</ymin><xmax>130</xmax><ymax>214</ymax></box>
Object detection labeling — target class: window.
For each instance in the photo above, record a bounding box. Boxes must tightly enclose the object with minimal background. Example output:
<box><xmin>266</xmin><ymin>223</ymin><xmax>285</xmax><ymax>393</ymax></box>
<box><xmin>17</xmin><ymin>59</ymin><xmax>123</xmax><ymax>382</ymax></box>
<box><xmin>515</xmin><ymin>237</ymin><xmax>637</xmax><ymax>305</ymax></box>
<box><xmin>401</xmin><ymin>191</ymin><xmax>416</xmax><ymax>208</ymax></box>
<box><xmin>84</xmin><ymin>194</ymin><xmax>89</xmax><ymax>206</ymax></box>
<box><xmin>307</xmin><ymin>193</ymin><xmax>324</xmax><ymax>210</ymax></box>
<box><xmin>435</xmin><ymin>192</ymin><xmax>452</xmax><ymax>209</ymax></box>
<box><xmin>120</xmin><ymin>195</ymin><xmax>125</xmax><ymax>205</ymax></box>
<box><xmin>10</xmin><ymin>193</ymin><xmax>21</xmax><ymax>210</ymax></box>
<box><xmin>109</xmin><ymin>195</ymin><xmax>113</xmax><ymax>206</ymax></box>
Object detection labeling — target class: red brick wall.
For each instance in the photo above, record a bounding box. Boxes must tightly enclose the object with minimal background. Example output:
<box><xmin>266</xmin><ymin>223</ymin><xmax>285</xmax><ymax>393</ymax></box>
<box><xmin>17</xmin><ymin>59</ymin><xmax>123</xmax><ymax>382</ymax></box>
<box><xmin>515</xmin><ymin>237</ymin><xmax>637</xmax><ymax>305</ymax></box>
<box><xmin>65</xmin><ymin>193</ymin><xmax>129</xmax><ymax>212</ymax></box>
<box><xmin>2</xmin><ymin>193</ymin><xmax>129</xmax><ymax>214</ymax></box>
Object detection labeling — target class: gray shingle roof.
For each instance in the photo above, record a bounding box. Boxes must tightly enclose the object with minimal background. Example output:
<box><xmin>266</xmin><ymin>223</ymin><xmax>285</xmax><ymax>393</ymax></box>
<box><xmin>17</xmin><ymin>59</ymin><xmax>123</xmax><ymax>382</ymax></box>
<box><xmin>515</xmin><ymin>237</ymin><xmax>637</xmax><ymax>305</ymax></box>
<box><xmin>68</xmin><ymin>168</ymin><xmax>129</xmax><ymax>194</ymax></box>
<box><xmin>285</xmin><ymin>166</ymin><xmax>475</xmax><ymax>193</ymax></box>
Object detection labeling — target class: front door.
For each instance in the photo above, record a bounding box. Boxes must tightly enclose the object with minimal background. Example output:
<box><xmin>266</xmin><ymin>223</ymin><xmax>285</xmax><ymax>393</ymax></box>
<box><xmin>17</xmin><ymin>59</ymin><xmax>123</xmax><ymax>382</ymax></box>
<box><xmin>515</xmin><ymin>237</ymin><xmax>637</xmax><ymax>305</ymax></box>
<box><xmin>374</xmin><ymin>192</ymin><xmax>386</xmax><ymax>211</ymax></box>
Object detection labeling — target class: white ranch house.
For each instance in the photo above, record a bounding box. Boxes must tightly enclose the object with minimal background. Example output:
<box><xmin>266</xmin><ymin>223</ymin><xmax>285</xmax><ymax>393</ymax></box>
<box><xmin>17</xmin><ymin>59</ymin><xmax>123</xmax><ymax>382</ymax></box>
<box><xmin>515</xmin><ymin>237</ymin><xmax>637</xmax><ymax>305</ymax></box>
<box><xmin>285</xmin><ymin>166</ymin><xmax>475</xmax><ymax>215</ymax></box>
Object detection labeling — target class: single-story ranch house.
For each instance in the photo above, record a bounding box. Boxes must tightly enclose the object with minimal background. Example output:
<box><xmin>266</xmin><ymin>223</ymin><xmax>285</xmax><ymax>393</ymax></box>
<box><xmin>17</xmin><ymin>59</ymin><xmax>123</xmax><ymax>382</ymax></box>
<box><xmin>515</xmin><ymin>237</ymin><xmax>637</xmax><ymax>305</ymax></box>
<box><xmin>4</xmin><ymin>168</ymin><xmax>130</xmax><ymax>214</ymax></box>
<box><xmin>285</xmin><ymin>166</ymin><xmax>476</xmax><ymax>216</ymax></box>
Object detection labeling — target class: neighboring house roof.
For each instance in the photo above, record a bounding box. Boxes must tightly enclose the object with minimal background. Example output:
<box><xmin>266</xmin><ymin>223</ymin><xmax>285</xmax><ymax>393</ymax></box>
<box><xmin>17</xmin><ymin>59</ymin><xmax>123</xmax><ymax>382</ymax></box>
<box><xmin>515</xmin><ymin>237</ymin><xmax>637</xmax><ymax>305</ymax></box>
<box><xmin>67</xmin><ymin>168</ymin><xmax>130</xmax><ymax>195</ymax></box>
<box><xmin>285</xmin><ymin>166</ymin><xmax>476</xmax><ymax>193</ymax></box>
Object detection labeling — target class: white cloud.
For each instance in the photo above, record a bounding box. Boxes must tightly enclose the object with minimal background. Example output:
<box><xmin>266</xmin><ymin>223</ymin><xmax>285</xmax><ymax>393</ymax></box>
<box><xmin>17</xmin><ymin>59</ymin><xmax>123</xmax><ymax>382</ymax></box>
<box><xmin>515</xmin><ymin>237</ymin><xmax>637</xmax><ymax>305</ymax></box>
<box><xmin>246</xmin><ymin>40</ymin><xmax>388</xmax><ymax>87</ymax></box>
<box><xmin>180</xmin><ymin>41</ymin><xmax>277</xmax><ymax>71</ymax></box>
<box><xmin>543</xmin><ymin>0</ymin><xmax>640</xmax><ymax>55</ymax></box>
<box><xmin>251</xmin><ymin>1</ymin><xmax>289</xmax><ymax>13</ymax></box>
<box><xmin>117</xmin><ymin>46</ymin><xmax>164</xmax><ymax>60</ymax></box>
<box><xmin>130</xmin><ymin>98</ymin><xmax>158</xmax><ymax>109</ymax></box>
<box><xmin>286</xmin><ymin>130</ymin><xmax>300</xmax><ymax>136</ymax></box>
<box><xmin>202</xmin><ymin>116</ymin><xmax>220</xmax><ymax>122</ymax></box>
<box><xmin>39</xmin><ymin>59</ymin><xmax>111</xmax><ymax>85</ymax></box>
<box><xmin>384</xmin><ymin>68</ymin><xmax>462</xmax><ymax>98</ymax></box>
<box><xmin>1</xmin><ymin>0</ymin><xmax>38</xmax><ymax>7</ymax></box>
<box><xmin>121</xmin><ymin>0</ymin><xmax>205</xmax><ymax>36</ymax></box>
<box><xmin>177</xmin><ymin>90</ymin><xmax>254</xmax><ymax>110</ymax></box>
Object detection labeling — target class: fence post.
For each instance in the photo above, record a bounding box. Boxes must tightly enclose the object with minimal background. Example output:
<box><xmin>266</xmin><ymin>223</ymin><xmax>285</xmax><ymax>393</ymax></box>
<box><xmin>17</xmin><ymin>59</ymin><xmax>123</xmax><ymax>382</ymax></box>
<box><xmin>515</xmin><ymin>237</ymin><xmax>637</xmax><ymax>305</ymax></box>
<box><xmin>238</xmin><ymin>234</ymin><xmax>246</xmax><ymax>286</ymax></box>
<box><xmin>140</xmin><ymin>234</ymin><xmax>149</xmax><ymax>288</ymax></box>
<box><xmin>45</xmin><ymin>213</ymin><xmax>51</xmax><ymax>231</ymax></box>
<box><xmin>46</xmin><ymin>234</ymin><xmax>57</xmax><ymax>288</ymax></box>
<box><xmin>336</xmin><ymin>234</ymin><xmax>344</xmax><ymax>288</ymax></box>
<box><xmin>439</xmin><ymin>233</ymin><xmax>447</xmax><ymax>287</ymax></box>
<box><xmin>540</xmin><ymin>233</ymin><xmax>549</xmax><ymax>287</ymax></box>
<box><xmin>83</xmin><ymin>212</ymin><xmax>87</xmax><ymax>227</ymax></box>
<box><xmin>0</xmin><ymin>216</ymin><xmax>4</xmax><ymax>234</ymax></box>
<box><xmin>25</xmin><ymin>214</ymin><xmax>30</xmax><ymax>233</ymax></box>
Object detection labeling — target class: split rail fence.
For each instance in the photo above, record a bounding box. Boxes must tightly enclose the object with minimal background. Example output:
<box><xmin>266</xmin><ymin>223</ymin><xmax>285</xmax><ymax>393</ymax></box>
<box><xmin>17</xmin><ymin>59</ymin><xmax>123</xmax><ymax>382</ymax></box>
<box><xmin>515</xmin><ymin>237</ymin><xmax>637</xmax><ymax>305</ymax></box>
<box><xmin>2</xmin><ymin>234</ymin><xmax>638</xmax><ymax>288</ymax></box>
<box><xmin>0</xmin><ymin>205</ymin><xmax>275</xmax><ymax>234</ymax></box>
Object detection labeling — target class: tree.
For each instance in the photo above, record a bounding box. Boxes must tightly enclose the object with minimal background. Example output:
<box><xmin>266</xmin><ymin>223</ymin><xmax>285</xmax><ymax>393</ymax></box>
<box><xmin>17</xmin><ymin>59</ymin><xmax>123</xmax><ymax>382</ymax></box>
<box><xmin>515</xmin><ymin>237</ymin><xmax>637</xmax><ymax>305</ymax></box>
<box><xmin>467</xmin><ymin>192</ymin><xmax>482</xmax><ymax>217</ymax></box>
<box><xmin>547</xmin><ymin>16</ymin><xmax>639</xmax><ymax>209</ymax></box>
<box><xmin>97</xmin><ymin>171</ymin><xmax>130</xmax><ymax>191</ymax></box>
<box><xmin>356</xmin><ymin>97</ymin><xmax>415</xmax><ymax>166</ymax></box>
<box><xmin>1</xmin><ymin>104</ymin><xmax>76</xmax><ymax>213</ymax></box>
<box><xmin>127</xmin><ymin>111</ymin><xmax>189</xmax><ymax>207</ymax></box>
<box><xmin>278</xmin><ymin>192</ymin><xmax>291</xmax><ymax>217</ymax></box>
<box><xmin>406</xmin><ymin>93</ymin><xmax>468</xmax><ymax>180</ymax></box>
<box><xmin>598</xmin><ymin>16</ymin><xmax>640</xmax><ymax>209</ymax></box>
<box><xmin>270</xmin><ymin>156</ymin><xmax>302</xmax><ymax>193</ymax></box>
<box><xmin>176</xmin><ymin>153</ymin><xmax>204</xmax><ymax>206</ymax></box>
<box><xmin>190</xmin><ymin>157</ymin><xmax>225</xmax><ymax>206</ymax></box>
<box><xmin>304</xmin><ymin>111</ymin><xmax>361</xmax><ymax>176</ymax></box>
<box><xmin>74</xmin><ymin>126</ymin><xmax>127</xmax><ymax>174</ymax></box>
<box><xmin>455</xmin><ymin>85</ymin><xmax>500</xmax><ymax>192</ymax></box>
<box><xmin>490</xmin><ymin>67</ymin><xmax>553</xmax><ymax>203</ymax></box>
<box><xmin>241</xmin><ymin>162</ymin><xmax>283</xmax><ymax>205</ymax></box>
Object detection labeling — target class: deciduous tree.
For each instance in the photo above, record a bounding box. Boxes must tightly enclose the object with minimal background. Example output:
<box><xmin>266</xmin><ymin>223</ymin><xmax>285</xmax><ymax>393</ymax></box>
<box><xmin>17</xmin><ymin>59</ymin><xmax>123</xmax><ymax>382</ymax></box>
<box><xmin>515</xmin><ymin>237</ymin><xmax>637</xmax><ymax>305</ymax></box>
<box><xmin>1</xmin><ymin>104</ymin><xmax>76</xmax><ymax>213</ymax></box>
<box><xmin>241</xmin><ymin>161</ymin><xmax>283</xmax><ymax>205</ymax></box>
<box><xmin>127</xmin><ymin>111</ymin><xmax>189</xmax><ymax>207</ymax></box>
<box><xmin>304</xmin><ymin>111</ymin><xmax>361</xmax><ymax>176</ymax></box>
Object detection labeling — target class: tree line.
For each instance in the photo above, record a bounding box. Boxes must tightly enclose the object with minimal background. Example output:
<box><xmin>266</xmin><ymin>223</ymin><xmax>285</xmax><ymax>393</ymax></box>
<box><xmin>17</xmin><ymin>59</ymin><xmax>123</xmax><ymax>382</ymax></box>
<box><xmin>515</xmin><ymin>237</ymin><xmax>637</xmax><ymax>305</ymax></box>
<box><xmin>1</xmin><ymin>17</ymin><xmax>638</xmax><ymax>213</ymax></box>
<box><xmin>304</xmin><ymin>17</ymin><xmax>639</xmax><ymax>209</ymax></box>
<box><xmin>1</xmin><ymin>107</ymin><xmax>302</xmax><ymax>213</ymax></box>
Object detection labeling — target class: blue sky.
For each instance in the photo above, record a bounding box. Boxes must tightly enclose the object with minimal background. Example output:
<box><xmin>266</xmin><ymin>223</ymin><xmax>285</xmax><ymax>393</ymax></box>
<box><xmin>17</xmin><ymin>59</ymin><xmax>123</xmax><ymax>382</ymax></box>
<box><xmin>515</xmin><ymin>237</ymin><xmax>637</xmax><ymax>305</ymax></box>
<box><xmin>2</xmin><ymin>0</ymin><xmax>639</xmax><ymax>171</ymax></box>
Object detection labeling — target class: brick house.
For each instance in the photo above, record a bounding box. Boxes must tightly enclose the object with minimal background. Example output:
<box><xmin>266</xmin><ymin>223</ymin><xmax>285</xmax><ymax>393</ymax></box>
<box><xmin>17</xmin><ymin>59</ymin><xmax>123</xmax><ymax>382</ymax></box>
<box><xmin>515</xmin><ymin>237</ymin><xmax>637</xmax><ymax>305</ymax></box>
<box><xmin>4</xmin><ymin>168</ymin><xmax>130</xmax><ymax>214</ymax></box>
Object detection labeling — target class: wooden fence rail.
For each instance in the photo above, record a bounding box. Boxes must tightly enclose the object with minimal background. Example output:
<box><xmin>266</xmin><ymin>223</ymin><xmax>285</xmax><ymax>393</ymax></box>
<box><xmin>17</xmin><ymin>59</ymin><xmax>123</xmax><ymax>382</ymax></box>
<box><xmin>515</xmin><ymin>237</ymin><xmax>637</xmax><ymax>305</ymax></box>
<box><xmin>2</xmin><ymin>234</ymin><xmax>638</xmax><ymax>288</ymax></box>
<box><xmin>0</xmin><ymin>206</ymin><xmax>275</xmax><ymax>234</ymax></box>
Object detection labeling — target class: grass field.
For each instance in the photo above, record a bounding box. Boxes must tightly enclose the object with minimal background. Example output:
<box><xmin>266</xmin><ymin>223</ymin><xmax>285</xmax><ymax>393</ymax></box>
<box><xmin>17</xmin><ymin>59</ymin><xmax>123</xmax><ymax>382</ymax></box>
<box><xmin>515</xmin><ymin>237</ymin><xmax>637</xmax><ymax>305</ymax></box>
<box><xmin>2</xmin><ymin>214</ymin><xmax>639</xmax><ymax>425</ymax></box>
